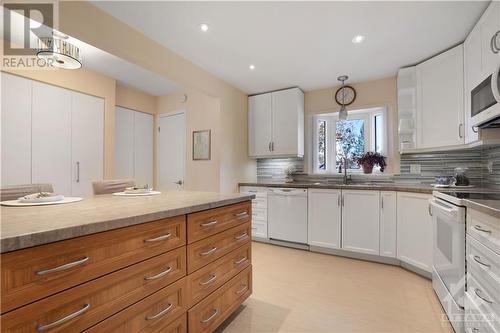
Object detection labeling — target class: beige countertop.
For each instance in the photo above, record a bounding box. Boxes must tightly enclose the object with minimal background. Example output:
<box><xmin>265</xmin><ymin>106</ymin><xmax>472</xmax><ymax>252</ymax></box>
<box><xmin>0</xmin><ymin>191</ymin><xmax>255</xmax><ymax>253</ymax></box>
<box><xmin>462</xmin><ymin>199</ymin><xmax>500</xmax><ymax>219</ymax></box>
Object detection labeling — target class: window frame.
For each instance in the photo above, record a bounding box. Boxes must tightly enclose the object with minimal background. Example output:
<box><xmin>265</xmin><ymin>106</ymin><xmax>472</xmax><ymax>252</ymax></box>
<box><xmin>312</xmin><ymin>107</ymin><xmax>387</xmax><ymax>174</ymax></box>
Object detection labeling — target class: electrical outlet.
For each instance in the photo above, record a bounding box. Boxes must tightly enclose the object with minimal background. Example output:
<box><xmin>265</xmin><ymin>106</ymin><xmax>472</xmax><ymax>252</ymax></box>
<box><xmin>487</xmin><ymin>161</ymin><xmax>494</xmax><ymax>173</ymax></box>
<box><xmin>410</xmin><ymin>164</ymin><xmax>421</xmax><ymax>174</ymax></box>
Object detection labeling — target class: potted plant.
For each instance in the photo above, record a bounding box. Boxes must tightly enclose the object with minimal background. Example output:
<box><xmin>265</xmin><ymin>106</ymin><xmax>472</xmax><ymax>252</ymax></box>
<box><xmin>355</xmin><ymin>152</ymin><xmax>387</xmax><ymax>174</ymax></box>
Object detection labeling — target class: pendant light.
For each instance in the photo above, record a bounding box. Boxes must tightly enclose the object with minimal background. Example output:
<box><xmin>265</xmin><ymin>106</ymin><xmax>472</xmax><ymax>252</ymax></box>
<box><xmin>36</xmin><ymin>35</ymin><xmax>82</xmax><ymax>69</ymax></box>
<box><xmin>337</xmin><ymin>75</ymin><xmax>349</xmax><ymax>120</ymax></box>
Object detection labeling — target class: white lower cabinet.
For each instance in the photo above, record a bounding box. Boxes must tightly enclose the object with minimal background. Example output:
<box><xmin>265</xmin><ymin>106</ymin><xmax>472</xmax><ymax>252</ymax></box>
<box><xmin>380</xmin><ymin>191</ymin><xmax>397</xmax><ymax>258</ymax></box>
<box><xmin>239</xmin><ymin>186</ymin><xmax>268</xmax><ymax>239</ymax></box>
<box><xmin>397</xmin><ymin>192</ymin><xmax>433</xmax><ymax>273</ymax></box>
<box><xmin>307</xmin><ymin>189</ymin><xmax>341</xmax><ymax>249</ymax></box>
<box><xmin>342</xmin><ymin>190</ymin><xmax>380</xmax><ymax>255</ymax></box>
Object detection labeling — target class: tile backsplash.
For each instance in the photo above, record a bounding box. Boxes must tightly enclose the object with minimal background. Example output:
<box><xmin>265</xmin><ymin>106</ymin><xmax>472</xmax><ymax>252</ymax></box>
<box><xmin>256</xmin><ymin>146</ymin><xmax>500</xmax><ymax>187</ymax></box>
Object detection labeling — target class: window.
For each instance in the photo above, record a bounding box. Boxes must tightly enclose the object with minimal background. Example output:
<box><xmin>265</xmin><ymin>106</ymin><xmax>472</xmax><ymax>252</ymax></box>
<box><xmin>313</xmin><ymin>107</ymin><xmax>387</xmax><ymax>173</ymax></box>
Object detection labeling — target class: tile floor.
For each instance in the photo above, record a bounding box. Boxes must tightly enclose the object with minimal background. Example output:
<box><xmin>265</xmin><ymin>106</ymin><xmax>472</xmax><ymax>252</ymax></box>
<box><xmin>218</xmin><ymin>241</ymin><xmax>453</xmax><ymax>333</ymax></box>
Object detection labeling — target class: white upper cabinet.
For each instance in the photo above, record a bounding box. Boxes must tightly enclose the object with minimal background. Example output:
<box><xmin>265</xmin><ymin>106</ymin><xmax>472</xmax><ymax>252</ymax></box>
<box><xmin>308</xmin><ymin>189</ymin><xmax>342</xmax><ymax>249</ymax></box>
<box><xmin>32</xmin><ymin>81</ymin><xmax>73</xmax><ymax>195</ymax></box>
<box><xmin>115</xmin><ymin>106</ymin><xmax>154</xmax><ymax>187</ymax></box>
<box><xmin>248</xmin><ymin>93</ymin><xmax>272</xmax><ymax>157</ymax></box>
<box><xmin>480</xmin><ymin>1</ymin><xmax>500</xmax><ymax>75</ymax></box>
<box><xmin>71</xmin><ymin>92</ymin><xmax>104</xmax><ymax>197</ymax></box>
<box><xmin>1</xmin><ymin>73</ymin><xmax>32</xmax><ymax>187</ymax></box>
<box><xmin>379</xmin><ymin>191</ymin><xmax>397</xmax><ymax>258</ymax></box>
<box><xmin>464</xmin><ymin>27</ymin><xmax>482</xmax><ymax>144</ymax></box>
<box><xmin>397</xmin><ymin>192</ymin><xmax>433</xmax><ymax>273</ymax></box>
<box><xmin>342</xmin><ymin>190</ymin><xmax>380</xmax><ymax>255</ymax></box>
<box><xmin>248</xmin><ymin>87</ymin><xmax>304</xmax><ymax>158</ymax></box>
<box><xmin>416</xmin><ymin>44</ymin><xmax>464</xmax><ymax>149</ymax></box>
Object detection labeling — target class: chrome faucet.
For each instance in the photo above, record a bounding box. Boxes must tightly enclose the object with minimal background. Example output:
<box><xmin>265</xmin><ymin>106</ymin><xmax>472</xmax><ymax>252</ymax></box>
<box><xmin>340</xmin><ymin>157</ymin><xmax>352</xmax><ymax>185</ymax></box>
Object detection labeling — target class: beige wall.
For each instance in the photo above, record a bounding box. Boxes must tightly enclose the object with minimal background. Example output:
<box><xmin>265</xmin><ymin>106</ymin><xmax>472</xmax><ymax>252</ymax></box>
<box><xmin>157</xmin><ymin>90</ymin><xmax>221</xmax><ymax>192</ymax></box>
<box><xmin>58</xmin><ymin>1</ymin><xmax>256</xmax><ymax>192</ymax></box>
<box><xmin>305</xmin><ymin>77</ymin><xmax>399</xmax><ymax>174</ymax></box>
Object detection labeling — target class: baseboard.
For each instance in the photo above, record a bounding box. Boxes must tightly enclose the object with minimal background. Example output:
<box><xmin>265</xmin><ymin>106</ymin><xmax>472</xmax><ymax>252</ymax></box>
<box><xmin>309</xmin><ymin>246</ymin><xmax>400</xmax><ymax>266</ymax></box>
<box><xmin>268</xmin><ymin>238</ymin><xmax>310</xmax><ymax>250</ymax></box>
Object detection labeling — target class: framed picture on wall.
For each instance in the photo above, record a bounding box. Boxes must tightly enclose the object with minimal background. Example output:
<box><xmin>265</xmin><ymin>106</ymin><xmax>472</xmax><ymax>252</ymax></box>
<box><xmin>193</xmin><ymin>129</ymin><xmax>211</xmax><ymax>160</ymax></box>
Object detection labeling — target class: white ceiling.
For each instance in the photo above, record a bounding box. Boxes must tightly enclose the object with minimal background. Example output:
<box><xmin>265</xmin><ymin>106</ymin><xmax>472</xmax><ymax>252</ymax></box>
<box><xmin>2</xmin><ymin>7</ymin><xmax>181</xmax><ymax>96</ymax></box>
<box><xmin>93</xmin><ymin>1</ymin><xmax>489</xmax><ymax>94</ymax></box>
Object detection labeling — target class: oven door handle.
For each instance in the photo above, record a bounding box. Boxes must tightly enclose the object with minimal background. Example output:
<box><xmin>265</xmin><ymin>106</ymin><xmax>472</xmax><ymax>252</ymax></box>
<box><xmin>429</xmin><ymin>198</ymin><xmax>461</xmax><ymax>218</ymax></box>
<box><xmin>492</xmin><ymin>62</ymin><xmax>500</xmax><ymax>104</ymax></box>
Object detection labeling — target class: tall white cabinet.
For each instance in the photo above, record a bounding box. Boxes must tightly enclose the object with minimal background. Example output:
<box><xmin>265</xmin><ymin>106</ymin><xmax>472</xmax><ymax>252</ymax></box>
<box><xmin>115</xmin><ymin>106</ymin><xmax>153</xmax><ymax>187</ymax></box>
<box><xmin>1</xmin><ymin>73</ymin><xmax>104</xmax><ymax>197</ymax></box>
<box><xmin>248</xmin><ymin>87</ymin><xmax>304</xmax><ymax>158</ymax></box>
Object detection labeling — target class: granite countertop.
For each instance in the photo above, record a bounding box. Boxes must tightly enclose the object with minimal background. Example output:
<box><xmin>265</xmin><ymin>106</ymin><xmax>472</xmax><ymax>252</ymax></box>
<box><xmin>0</xmin><ymin>191</ymin><xmax>255</xmax><ymax>254</ymax></box>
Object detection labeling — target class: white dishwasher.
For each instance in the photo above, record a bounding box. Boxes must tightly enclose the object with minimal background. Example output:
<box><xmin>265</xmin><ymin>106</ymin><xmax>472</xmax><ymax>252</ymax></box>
<box><xmin>268</xmin><ymin>188</ymin><xmax>308</xmax><ymax>245</ymax></box>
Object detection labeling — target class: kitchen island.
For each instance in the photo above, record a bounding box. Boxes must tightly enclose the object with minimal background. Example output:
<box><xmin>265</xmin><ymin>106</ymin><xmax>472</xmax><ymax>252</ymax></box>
<box><xmin>1</xmin><ymin>191</ymin><xmax>254</xmax><ymax>333</ymax></box>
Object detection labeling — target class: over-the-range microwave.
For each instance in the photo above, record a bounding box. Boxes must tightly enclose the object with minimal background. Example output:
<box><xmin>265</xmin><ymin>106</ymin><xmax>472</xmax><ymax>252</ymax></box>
<box><xmin>471</xmin><ymin>62</ymin><xmax>500</xmax><ymax>128</ymax></box>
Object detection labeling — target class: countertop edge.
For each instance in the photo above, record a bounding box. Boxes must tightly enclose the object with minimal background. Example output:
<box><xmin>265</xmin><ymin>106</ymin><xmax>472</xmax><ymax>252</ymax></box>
<box><xmin>462</xmin><ymin>200</ymin><xmax>500</xmax><ymax>219</ymax></box>
<box><xmin>1</xmin><ymin>195</ymin><xmax>255</xmax><ymax>254</ymax></box>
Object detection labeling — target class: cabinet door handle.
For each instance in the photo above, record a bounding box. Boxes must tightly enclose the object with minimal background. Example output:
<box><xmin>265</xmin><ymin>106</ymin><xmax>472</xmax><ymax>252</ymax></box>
<box><xmin>234</xmin><ymin>256</ymin><xmax>247</xmax><ymax>265</ymax></box>
<box><xmin>473</xmin><ymin>255</ymin><xmax>491</xmax><ymax>268</ymax></box>
<box><xmin>235</xmin><ymin>285</ymin><xmax>248</xmax><ymax>295</ymax></box>
<box><xmin>144</xmin><ymin>233</ymin><xmax>172</xmax><ymax>243</ymax></box>
<box><xmin>200</xmin><ymin>247</ymin><xmax>217</xmax><ymax>256</ymax></box>
<box><xmin>199</xmin><ymin>274</ymin><xmax>217</xmax><ymax>286</ymax></box>
<box><xmin>428</xmin><ymin>203</ymin><xmax>433</xmax><ymax>216</ymax></box>
<box><xmin>458</xmin><ymin>123</ymin><xmax>464</xmax><ymax>138</ymax></box>
<box><xmin>200</xmin><ymin>220</ymin><xmax>218</xmax><ymax>227</ymax></box>
<box><xmin>200</xmin><ymin>309</ymin><xmax>219</xmax><ymax>323</ymax></box>
<box><xmin>144</xmin><ymin>266</ymin><xmax>173</xmax><ymax>281</ymax></box>
<box><xmin>381</xmin><ymin>196</ymin><xmax>384</xmax><ymax>209</ymax></box>
<box><xmin>474</xmin><ymin>225</ymin><xmax>492</xmax><ymax>234</ymax></box>
<box><xmin>269</xmin><ymin>142</ymin><xmax>272</xmax><ymax>151</ymax></box>
<box><xmin>76</xmin><ymin>161</ymin><xmax>80</xmax><ymax>183</ymax></box>
<box><xmin>145</xmin><ymin>303</ymin><xmax>173</xmax><ymax>321</ymax></box>
<box><xmin>337</xmin><ymin>194</ymin><xmax>341</xmax><ymax>207</ymax></box>
<box><xmin>341</xmin><ymin>194</ymin><xmax>344</xmax><ymax>207</ymax></box>
<box><xmin>475</xmin><ymin>288</ymin><xmax>494</xmax><ymax>304</ymax></box>
<box><xmin>37</xmin><ymin>304</ymin><xmax>90</xmax><ymax>331</ymax></box>
<box><xmin>235</xmin><ymin>232</ymin><xmax>248</xmax><ymax>240</ymax></box>
<box><xmin>36</xmin><ymin>256</ymin><xmax>89</xmax><ymax>276</ymax></box>
<box><xmin>272</xmin><ymin>142</ymin><xmax>275</xmax><ymax>151</ymax></box>
<box><xmin>234</xmin><ymin>211</ymin><xmax>248</xmax><ymax>218</ymax></box>
<box><xmin>491</xmin><ymin>31</ymin><xmax>500</xmax><ymax>54</ymax></box>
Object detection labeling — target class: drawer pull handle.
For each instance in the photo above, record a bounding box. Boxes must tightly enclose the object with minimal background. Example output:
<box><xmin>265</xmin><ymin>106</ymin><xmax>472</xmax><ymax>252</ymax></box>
<box><xmin>235</xmin><ymin>285</ymin><xmax>247</xmax><ymax>295</ymax></box>
<box><xmin>200</xmin><ymin>220</ymin><xmax>218</xmax><ymax>227</ymax></box>
<box><xmin>248</xmin><ymin>190</ymin><xmax>258</xmax><ymax>193</ymax></box>
<box><xmin>235</xmin><ymin>232</ymin><xmax>248</xmax><ymax>240</ymax></box>
<box><xmin>474</xmin><ymin>225</ymin><xmax>492</xmax><ymax>234</ymax></box>
<box><xmin>475</xmin><ymin>288</ymin><xmax>494</xmax><ymax>304</ymax></box>
<box><xmin>200</xmin><ymin>309</ymin><xmax>219</xmax><ymax>324</ymax></box>
<box><xmin>144</xmin><ymin>233</ymin><xmax>172</xmax><ymax>243</ymax></box>
<box><xmin>36</xmin><ymin>303</ymin><xmax>90</xmax><ymax>331</ymax></box>
<box><xmin>473</xmin><ymin>255</ymin><xmax>491</xmax><ymax>268</ymax></box>
<box><xmin>144</xmin><ymin>266</ymin><xmax>173</xmax><ymax>281</ymax></box>
<box><xmin>199</xmin><ymin>274</ymin><xmax>217</xmax><ymax>286</ymax></box>
<box><xmin>200</xmin><ymin>247</ymin><xmax>217</xmax><ymax>256</ymax></box>
<box><xmin>36</xmin><ymin>256</ymin><xmax>89</xmax><ymax>276</ymax></box>
<box><xmin>145</xmin><ymin>303</ymin><xmax>173</xmax><ymax>321</ymax></box>
<box><xmin>234</xmin><ymin>211</ymin><xmax>248</xmax><ymax>218</ymax></box>
<box><xmin>251</xmin><ymin>227</ymin><xmax>257</xmax><ymax>230</ymax></box>
<box><xmin>234</xmin><ymin>257</ymin><xmax>247</xmax><ymax>265</ymax></box>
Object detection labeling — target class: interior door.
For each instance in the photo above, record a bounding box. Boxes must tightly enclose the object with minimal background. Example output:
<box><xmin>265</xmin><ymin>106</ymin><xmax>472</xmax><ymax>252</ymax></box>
<box><xmin>1</xmin><ymin>73</ymin><xmax>32</xmax><ymax>186</ymax></box>
<box><xmin>32</xmin><ymin>81</ymin><xmax>72</xmax><ymax>195</ymax></box>
<box><xmin>158</xmin><ymin>112</ymin><xmax>185</xmax><ymax>191</ymax></box>
<box><xmin>248</xmin><ymin>93</ymin><xmax>272</xmax><ymax>157</ymax></box>
<box><xmin>115</xmin><ymin>106</ymin><xmax>134</xmax><ymax>180</ymax></box>
<box><xmin>133</xmin><ymin>112</ymin><xmax>153</xmax><ymax>187</ymax></box>
<box><xmin>71</xmin><ymin>92</ymin><xmax>104</xmax><ymax>197</ymax></box>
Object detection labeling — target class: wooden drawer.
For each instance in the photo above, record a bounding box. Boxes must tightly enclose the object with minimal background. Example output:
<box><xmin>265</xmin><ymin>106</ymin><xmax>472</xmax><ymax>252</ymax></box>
<box><xmin>467</xmin><ymin>235</ymin><xmax>500</xmax><ymax>292</ymax></box>
<box><xmin>187</xmin><ymin>242</ymin><xmax>251</xmax><ymax>307</ymax></box>
<box><xmin>188</xmin><ymin>266</ymin><xmax>252</xmax><ymax>333</ymax></box>
<box><xmin>0</xmin><ymin>247</ymin><xmax>186</xmax><ymax>333</ymax></box>
<box><xmin>187</xmin><ymin>222</ymin><xmax>251</xmax><ymax>274</ymax></box>
<box><xmin>465</xmin><ymin>290</ymin><xmax>498</xmax><ymax>333</ymax></box>
<box><xmin>467</xmin><ymin>209</ymin><xmax>500</xmax><ymax>256</ymax></box>
<box><xmin>187</xmin><ymin>201</ymin><xmax>251</xmax><ymax>244</ymax></box>
<box><xmin>1</xmin><ymin>216</ymin><xmax>186</xmax><ymax>313</ymax></box>
<box><xmin>84</xmin><ymin>279</ymin><xmax>187</xmax><ymax>333</ymax></box>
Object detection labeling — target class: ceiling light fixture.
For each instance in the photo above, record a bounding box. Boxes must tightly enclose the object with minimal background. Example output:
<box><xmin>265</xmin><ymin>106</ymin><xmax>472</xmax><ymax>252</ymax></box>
<box><xmin>352</xmin><ymin>35</ymin><xmax>365</xmax><ymax>44</ymax></box>
<box><xmin>36</xmin><ymin>36</ymin><xmax>82</xmax><ymax>70</ymax></box>
<box><xmin>200</xmin><ymin>23</ymin><xmax>209</xmax><ymax>32</ymax></box>
<box><xmin>249</xmin><ymin>64</ymin><xmax>256</xmax><ymax>71</ymax></box>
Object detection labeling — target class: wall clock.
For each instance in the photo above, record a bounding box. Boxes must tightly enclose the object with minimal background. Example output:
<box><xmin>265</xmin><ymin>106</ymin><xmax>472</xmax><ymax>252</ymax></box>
<box><xmin>334</xmin><ymin>85</ymin><xmax>356</xmax><ymax>106</ymax></box>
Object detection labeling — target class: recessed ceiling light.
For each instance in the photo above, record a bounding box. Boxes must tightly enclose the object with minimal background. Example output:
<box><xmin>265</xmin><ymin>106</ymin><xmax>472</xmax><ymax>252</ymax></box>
<box><xmin>200</xmin><ymin>24</ymin><xmax>209</xmax><ymax>32</ymax></box>
<box><xmin>352</xmin><ymin>35</ymin><xmax>365</xmax><ymax>44</ymax></box>
<box><xmin>249</xmin><ymin>64</ymin><xmax>256</xmax><ymax>71</ymax></box>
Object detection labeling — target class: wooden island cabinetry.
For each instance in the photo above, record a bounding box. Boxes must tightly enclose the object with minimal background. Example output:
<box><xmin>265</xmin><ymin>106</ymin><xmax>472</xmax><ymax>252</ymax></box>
<box><xmin>0</xmin><ymin>200</ymin><xmax>253</xmax><ymax>333</ymax></box>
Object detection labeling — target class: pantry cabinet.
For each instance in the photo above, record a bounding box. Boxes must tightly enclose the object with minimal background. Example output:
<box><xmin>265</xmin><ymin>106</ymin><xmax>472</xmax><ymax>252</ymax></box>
<box><xmin>248</xmin><ymin>87</ymin><xmax>304</xmax><ymax>158</ymax></box>
<box><xmin>397</xmin><ymin>192</ymin><xmax>433</xmax><ymax>273</ymax></box>
<box><xmin>115</xmin><ymin>106</ymin><xmax>154</xmax><ymax>187</ymax></box>
<box><xmin>308</xmin><ymin>189</ymin><xmax>341</xmax><ymax>249</ymax></box>
<box><xmin>416</xmin><ymin>45</ymin><xmax>464</xmax><ymax>148</ymax></box>
<box><xmin>341</xmin><ymin>190</ymin><xmax>380</xmax><ymax>255</ymax></box>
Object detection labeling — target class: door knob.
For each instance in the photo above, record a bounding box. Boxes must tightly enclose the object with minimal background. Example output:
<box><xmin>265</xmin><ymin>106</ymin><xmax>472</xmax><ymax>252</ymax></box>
<box><xmin>173</xmin><ymin>180</ymin><xmax>183</xmax><ymax>185</ymax></box>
